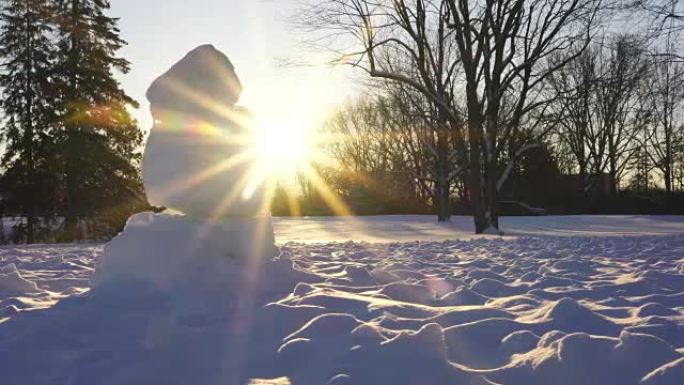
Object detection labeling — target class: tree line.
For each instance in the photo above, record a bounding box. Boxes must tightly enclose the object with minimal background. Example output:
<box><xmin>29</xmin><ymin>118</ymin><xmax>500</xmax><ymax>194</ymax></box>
<box><xmin>290</xmin><ymin>0</ymin><xmax>684</xmax><ymax>232</ymax></box>
<box><xmin>0</xmin><ymin>0</ymin><xmax>145</xmax><ymax>244</ymax></box>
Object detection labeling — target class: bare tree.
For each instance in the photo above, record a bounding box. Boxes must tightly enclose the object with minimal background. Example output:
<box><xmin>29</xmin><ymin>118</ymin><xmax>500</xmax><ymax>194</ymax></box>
<box><xmin>637</xmin><ymin>0</ymin><xmax>684</xmax><ymax>33</ymax></box>
<box><xmin>299</xmin><ymin>0</ymin><xmax>599</xmax><ymax>232</ymax></box>
<box><xmin>547</xmin><ymin>48</ymin><xmax>597</xmax><ymax>192</ymax></box>
<box><xmin>325</xmin><ymin>98</ymin><xmax>419</xmax><ymax>199</ymax></box>
<box><xmin>297</xmin><ymin>0</ymin><xmax>465</xmax><ymax>222</ymax></box>
<box><xmin>629</xmin><ymin>125</ymin><xmax>655</xmax><ymax>191</ymax></box>
<box><xmin>325</xmin><ymin>89</ymin><xmax>463</xmax><ymax>216</ymax></box>
<box><xmin>385</xmin><ymin>82</ymin><xmax>466</xmax><ymax>220</ymax></box>
<box><xmin>549</xmin><ymin>35</ymin><xmax>648</xmax><ymax>194</ymax></box>
<box><xmin>597</xmin><ymin>36</ymin><xmax>649</xmax><ymax>194</ymax></box>
<box><xmin>443</xmin><ymin>0</ymin><xmax>599</xmax><ymax>232</ymax></box>
<box><xmin>643</xmin><ymin>28</ymin><xmax>684</xmax><ymax>194</ymax></box>
<box><xmin>674</xmin><ymin>124</ymin><xmax>684</xmax><ymax>190</ymax></box>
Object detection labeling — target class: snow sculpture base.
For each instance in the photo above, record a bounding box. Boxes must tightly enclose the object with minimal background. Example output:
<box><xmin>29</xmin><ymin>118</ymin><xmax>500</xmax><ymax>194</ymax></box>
<box><xmin>92</xmin><ymin>212</ymin><xmax>279</xmax><ymax>292</ymax></box>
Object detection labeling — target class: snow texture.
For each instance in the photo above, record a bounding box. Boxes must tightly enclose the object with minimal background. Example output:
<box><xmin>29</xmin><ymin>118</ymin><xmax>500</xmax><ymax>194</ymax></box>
<box><xmin>143</xmin><ymin>45</ymin><xmax>264</xmax><ymax>218</ymax></box>
<box><xmin>0</xmin><ymin>216</ymin><xmax>682</xmax><ymax>385</ymax></box>
<box><xmin>274</xmin><ymin>215</ymin><xmax>684</xmax><ymax>242</ymax></box>
<box><xmin>92</xmin><ymin>212</ymin><xmax>279</xmax><ymax>291</ymax></box>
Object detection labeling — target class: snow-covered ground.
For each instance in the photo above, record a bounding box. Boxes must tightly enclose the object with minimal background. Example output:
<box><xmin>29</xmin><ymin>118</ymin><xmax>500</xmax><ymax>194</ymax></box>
<box><xmin>274</xmin><ymin>215</ymin><xmax>684</xmax><ymax>242</ymax></box>
<box><xmin>1</xmin><ymin>215</ymin><xmax>683</xmax><ymax>384</ymax></box>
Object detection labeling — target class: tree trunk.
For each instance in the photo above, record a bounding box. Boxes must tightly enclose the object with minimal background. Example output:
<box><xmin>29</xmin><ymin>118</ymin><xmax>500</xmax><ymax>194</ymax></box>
<box><xmin>467</xmin><ymin>124</ymin><xmax>487</xmax><ymax>232</ymax></box>
<box><xmin>480</xmin><ymin>93</ymin><xmax>500</xmax><ymax>233</ymax></box>
<box><xmin>463</xmin><ymin>77</ymin><xmax>489</xmax><ymax>233</ymax></box>
<box><xmin>435</xmin><ymin>128</ymin><xmax>451</xmax><ymax>222</ymax></box>
<box><xmin>664</xmin><ymin>166</ymin><xmax>672</xmax><ymax>195</ymax></box>
<box><xmin>64</xmin><ymin>151</ymin><xmax>77</xmax><ymax>241</ymax></box>
<box><xmin>435</xmin><ymin>182</ymin><xmax>450</xmax><ymax>222</ymax></box>
<box><xmin>578</xmin><ymin>156</ymin><xmax>588</xmax><ymax>194</ymax></box>
<box><xmin>665</xmin><ymin>139</ymin><xmax>672</xmax><ymax>195</ymax></box>
<box><xmin>64</xmin><ymin>215</ymin><xmax>77</xmax><ymax>242</ymax></box>
<box><xmin>608</xmin><ymin>165</ymin><xmax>618</xmax><ymax>196</ymax></box>
<box><xmin>63</xmin><ymin>0</ymin><xmax>81</xmax><ymax>242</ymax></box>
<box><xmin>64</xmin><ymin>134</ymin><xmax>79</xmax><ymax>241</ymax></box>
<box><xmin>25</xmin><ymin>13</ymin><xmax>34</xmax><ymax>244</ymax></box>
<box><xmin>484</xmin><ymin>153</ymin><xmax>499</xmax><ymax>231</ymax></box>
<box><xmin>608</xmin><ymin>139</ymin><xmax>618</xmax><ymax>196</ymax></box>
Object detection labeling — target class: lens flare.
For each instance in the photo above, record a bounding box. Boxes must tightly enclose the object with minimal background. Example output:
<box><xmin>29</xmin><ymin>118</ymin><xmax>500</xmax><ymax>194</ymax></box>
<box><xmin>254</xmin><ymin>115</ymin><xmax>313</xmax><ymax>180</ymax></box>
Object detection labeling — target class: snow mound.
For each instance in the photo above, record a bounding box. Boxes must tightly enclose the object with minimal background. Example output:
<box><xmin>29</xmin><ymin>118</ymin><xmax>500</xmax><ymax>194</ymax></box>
<box><xmin>432</xmin><ymin>308</ymin><xmax>513</xmax><ymax>327</ymax></box>
<box><xmin>530</xmin><ymin>297</ymin><xmax>620</xmax><ymax>336</ymax></box>
<box><xmin>440</xmin><ymin>287</ymin><xmax>488</xmax><ymax>305</ymax></box>
<box><xmin>500</xmin><ymin>330</ymin><xmax>540</xmax><ymax>354</ymax></box>
<box><xmin>378</xmin><ymin>282</ymin><xmax>436</xmax><ymax>304</ymax></box>
<box><xmin>642</xmin><ymin>357</ymin><xmax>684</xmax><ymax>385</ymax></box>
<box><xmin>92</xmin><ymin>212</ymin><xmax>279</xmax><ymax>292</ymax></box>
<box><xmin>0</xmin><ymin>263</ymin><xmax>38</xmax><ymax>297</ymax></box>
<box><xmin>494</xmin><ymin>331</ymin><xmax>679</xmax><ymax>385</ymax></box>
<box><xmin>318</xmin><ymin>323</ymin><xmax>484</xmax><ymax>385</ymax></box>
<box><xmin>636</xmin><ymin>303</ymin><xmax>679</xmax><ymax>317</ymax></box>
<box><xmin>283</xmin><ymin>313</ymin><xmax>361</xmax><ymax>343</ymax></box>
<box><xmin>471</xmin><ymin>278</ymin><xmax>525</xmax><ymax>297</ymax></box>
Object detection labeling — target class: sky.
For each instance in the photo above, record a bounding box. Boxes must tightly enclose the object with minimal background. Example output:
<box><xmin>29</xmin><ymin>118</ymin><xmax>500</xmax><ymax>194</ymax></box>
<box><xmin>110</xmin><ymin>0</ymin><xmax>358</xmax><ymax>137</ymax></box>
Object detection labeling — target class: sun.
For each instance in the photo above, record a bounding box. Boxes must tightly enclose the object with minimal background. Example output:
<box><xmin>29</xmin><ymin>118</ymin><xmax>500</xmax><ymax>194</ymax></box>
<box><xmin>253</xmin><ymin>114</ymin><xmax>314</xmax><ymax>182</ymax></box>
<box><xmin>237</xmin><ymin>105</ymin><xmax>353</xmax><ymax>217</ymax></box>
<box><xmin>235</xmin><ymin>111</ymin><xmax>354</xmax><ymax>217</ymax></box>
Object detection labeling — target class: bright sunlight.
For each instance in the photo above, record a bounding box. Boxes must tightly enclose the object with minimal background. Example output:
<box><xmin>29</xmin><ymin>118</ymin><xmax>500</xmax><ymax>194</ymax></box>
<box><xmin>254</xmin><ymin>114</ymin><xmax>314</xmax><ymax>179</ymax></box>
<box><xmin>242</xmin><ymin>111</ymin><xmax>352</xmax><ymax>217</ymax></box>
<box><xmin>241</xmin><ymin>114</ymin><xmax>318</xmax><ymax>201</ymax></box>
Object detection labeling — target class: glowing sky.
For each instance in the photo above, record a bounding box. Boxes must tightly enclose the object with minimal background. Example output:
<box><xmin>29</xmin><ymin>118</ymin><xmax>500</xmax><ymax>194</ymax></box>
<box><xmin>110</xmin><ymin>0</ymin><xmax>357</xmax><ymax>137</ymax></box>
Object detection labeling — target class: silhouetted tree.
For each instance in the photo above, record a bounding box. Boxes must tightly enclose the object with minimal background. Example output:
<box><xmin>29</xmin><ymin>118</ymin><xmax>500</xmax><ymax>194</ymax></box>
<box><xmin>442</xmin><ymin>0</ymin><xmax>599</xmax><ymax>232</ymax></box>
<box><xmin>0</xmin><ymin>0</ymin><xmax>58</xmax><ymax>243</ymax></box>
<box><xmin>643</xmin><ymin>28</ymin><xmax>684</xmax><ymax>195</ymax></box>
<box><xmin>549</xmin><ymin>35</ymin><xmax>649</xmax><ymax>195</ymax></box>
<box><xmin>300</xmin><ymin>0</ymin><xmax>601</xmax><ymax>232</ymax></box>
<box><xmin>629</xmin><ymin>129</ymin><xmax>654</xmax><ymax>192</ymax></box>
<box><xmin>53</xmin><ymin>0</ymin><xmax>144</xmax><ymax>239</ymax></box>
<box><xmin>325</xmin><ymin>96</ymin><xmax>435</xmax><ymax>214</ymax></box>
<box><xmin>502</xmin><ymin>142</ymin><xmax>563</xmax><ymax>207</ymax></box>
<box><xmin>298</xmin><ymin>0</ymin><xmax>466</xmax><ymax>222</ymax></box>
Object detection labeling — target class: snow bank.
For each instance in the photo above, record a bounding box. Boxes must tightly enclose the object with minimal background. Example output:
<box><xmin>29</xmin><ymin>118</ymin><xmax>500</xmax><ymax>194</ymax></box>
<box><xmin>92</xmin><ymin>212</ymin><xmax>279</xmax><ymax>291</ymax></box>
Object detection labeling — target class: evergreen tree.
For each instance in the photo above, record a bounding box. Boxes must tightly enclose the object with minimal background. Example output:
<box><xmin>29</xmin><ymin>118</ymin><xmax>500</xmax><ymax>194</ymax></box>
<box><xmin>0</xmin><ymin>0</ymin><xmax>58</xmax><ymax>243</ymax></box>
<box><xmin>53</xmin><ymin>0</ymin><xmax>145</xmax><ymax>239</ymax></box>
